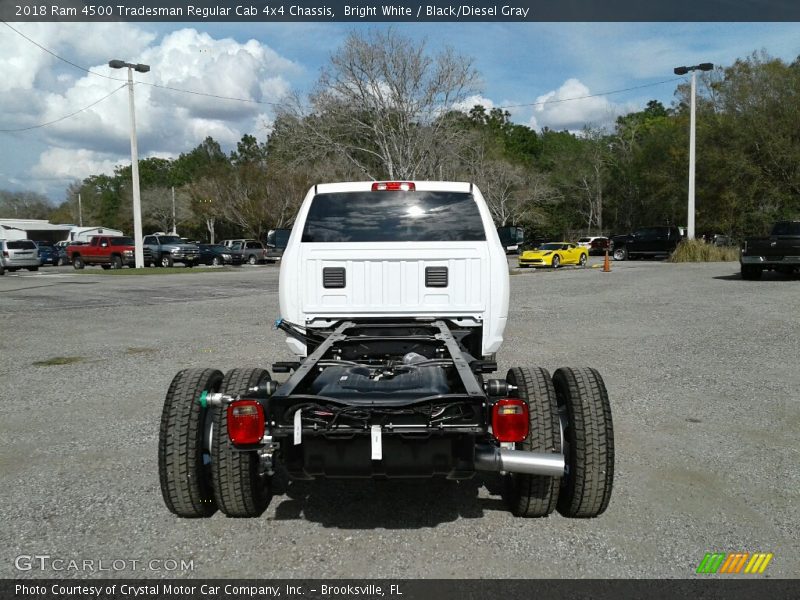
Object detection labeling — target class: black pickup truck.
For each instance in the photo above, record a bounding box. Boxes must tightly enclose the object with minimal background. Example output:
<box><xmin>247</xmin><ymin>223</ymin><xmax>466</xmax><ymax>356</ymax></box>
<box><xmin>740</xmin><ymin>220</ymin><xmax>800</xmax><ymax>279</ymax></box>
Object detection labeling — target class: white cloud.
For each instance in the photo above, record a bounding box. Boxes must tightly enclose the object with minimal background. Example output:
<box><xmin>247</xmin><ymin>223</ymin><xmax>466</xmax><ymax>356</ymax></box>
<box><xmin>528</xmin><ymin>78</ymin><xmax>634</xmax><ymax>132</ymax></box>
<box><xmin>0</xmin><ymin>24</ymin><xmax>300</xmax><ymax>194</ymax></box>
<box><xmin>0</xmin><ymin>23</ymin><xmax>156</xmax><ymax>93</ymax></box>
<box><xmin>452</xmin><ymin>94</ymin><xmax>496</xmax><ymax>113</ymax></box>
<box><xmin>30</xmin><ymin>148</ymin><xmax>121</xmax><ymax>182</ymax></box>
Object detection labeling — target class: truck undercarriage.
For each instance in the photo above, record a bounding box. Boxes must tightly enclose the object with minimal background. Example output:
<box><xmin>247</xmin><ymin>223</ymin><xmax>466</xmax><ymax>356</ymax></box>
<box><xmin>159</xmin><ymin>319</ymin><xmax>613</xmax><ymax>520</ymax></box>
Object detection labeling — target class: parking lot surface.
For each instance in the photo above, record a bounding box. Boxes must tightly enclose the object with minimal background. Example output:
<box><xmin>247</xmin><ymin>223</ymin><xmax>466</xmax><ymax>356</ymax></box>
<box><xmin>1</xmin><ymin>260</ymin><xmax>798</xmax><ymax>578</ymax></box>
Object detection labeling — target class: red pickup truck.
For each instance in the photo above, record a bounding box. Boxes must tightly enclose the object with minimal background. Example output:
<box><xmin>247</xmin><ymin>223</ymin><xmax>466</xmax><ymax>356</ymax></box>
<box><xmin>68</xmin><ymin>236</ymin><xmax>152</xmax><ymax>270</ymax></box>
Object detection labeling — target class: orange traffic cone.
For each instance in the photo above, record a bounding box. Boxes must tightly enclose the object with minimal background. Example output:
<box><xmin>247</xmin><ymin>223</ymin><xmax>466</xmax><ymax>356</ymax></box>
<box><xmin>602</xmin><ymin>249</ymin><xmax>611</xmax><ymax>272</ymax></box>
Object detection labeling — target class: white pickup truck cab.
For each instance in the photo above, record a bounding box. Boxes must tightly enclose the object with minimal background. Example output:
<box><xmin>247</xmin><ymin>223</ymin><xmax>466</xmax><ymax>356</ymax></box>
<box><xmin>279</xmin><ymin>181</ymin><xmax>509</xmax><ymax>358</ymax></box>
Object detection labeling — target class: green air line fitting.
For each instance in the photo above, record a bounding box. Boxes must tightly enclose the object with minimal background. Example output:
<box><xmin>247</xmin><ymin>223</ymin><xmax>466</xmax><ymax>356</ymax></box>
<box><xmin>198</xmin><ymin>390</ymin><xmax>208</xmax><ymax>408</ymax></box>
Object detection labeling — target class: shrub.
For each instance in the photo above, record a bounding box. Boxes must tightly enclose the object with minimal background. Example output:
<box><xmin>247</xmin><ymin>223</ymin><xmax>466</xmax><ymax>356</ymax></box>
<box><xmin>668</xmin><ymin>239</ymin><xmax>739</xmax><ymax>262</ymax></box>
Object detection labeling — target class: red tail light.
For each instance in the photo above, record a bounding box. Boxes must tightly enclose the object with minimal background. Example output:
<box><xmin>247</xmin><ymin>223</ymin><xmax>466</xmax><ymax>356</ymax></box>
<box><xmin>372</xmin><ymin>181</ymin><xmax>415</xmax><ymax>191</ymax></box>
<box><xmin>227</xmin><ymin>400</ymin><xmax>265</xmax><ymax>445</ymax></box>
<box><xmin>492</xmin><ymin>398</ymin><xmax>529</xmax><ymax>443</ymax></box>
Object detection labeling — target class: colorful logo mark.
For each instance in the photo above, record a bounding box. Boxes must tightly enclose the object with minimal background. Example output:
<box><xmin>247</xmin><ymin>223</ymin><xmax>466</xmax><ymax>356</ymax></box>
<box><xmin>696</xmin><ymin>552</ymin><xmax>773</xmax><ymax>574</ymax></box>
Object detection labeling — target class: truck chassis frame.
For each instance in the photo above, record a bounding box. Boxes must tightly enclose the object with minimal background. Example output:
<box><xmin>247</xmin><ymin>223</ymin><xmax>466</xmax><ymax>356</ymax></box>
<box><xmin>158</xmin><ymin>319</ymin><xmax>614</xmax><ymax>520</ymax></box>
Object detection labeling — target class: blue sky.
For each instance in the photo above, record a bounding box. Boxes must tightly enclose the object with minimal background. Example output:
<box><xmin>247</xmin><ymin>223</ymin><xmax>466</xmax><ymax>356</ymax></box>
<box><xmin>2</xmin><ymin>21</ymin><xmax>800</xmax><ymax>203</ymax></box>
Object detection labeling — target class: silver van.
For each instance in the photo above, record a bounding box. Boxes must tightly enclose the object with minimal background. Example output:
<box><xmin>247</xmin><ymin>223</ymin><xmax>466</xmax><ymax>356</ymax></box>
<box><xmin>0</xmin><ymin>239</ymin><xmax>40</xmax><ymax>274</ymax></box>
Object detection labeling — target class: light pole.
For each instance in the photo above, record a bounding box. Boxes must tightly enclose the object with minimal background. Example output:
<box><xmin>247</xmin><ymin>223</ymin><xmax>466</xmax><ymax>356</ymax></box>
<box><xmin>171</xmin><ymin>186</ymin><xmax>177</xmax><ymax>235</ymax></box>
<box><xmin>674</xmin><ymin>62</ymin><xmax>713</xmax><ymax>240</ymax></box>
<box><xmin>109</xmin><ymin>59</ymin><xmax>150</xmax><ymax>267</ymax></box>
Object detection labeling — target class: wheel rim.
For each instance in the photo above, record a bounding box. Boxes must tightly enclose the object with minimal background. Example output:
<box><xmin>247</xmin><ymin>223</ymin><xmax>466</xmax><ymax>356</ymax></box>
<box><xmin>161</xmin><ymin>257</ymin><xmax>170</xmax><ymax>268</ymax></box>
<box><xmin>614</xmin><ymin>250</ymin><xmax>624</xmax><ymax>260</ymax></box>
<box><xmin>249</xmin><ymin>255</ymin><xmax>256</xmax><ymax>265</ymax></box>
<box><xmin>213</xmin><ymin>257</ymin><xmax>220</xmax><ymax>266</ymax></box>
<box><xmin>580</xmin><ymin>255</ymin><xmax>587</xmax><ymax>266</ymax></box>
<box><xmin>553</xmin><ymin>256</ymin><xmax>560</xmax><ymax>268</ymax></box>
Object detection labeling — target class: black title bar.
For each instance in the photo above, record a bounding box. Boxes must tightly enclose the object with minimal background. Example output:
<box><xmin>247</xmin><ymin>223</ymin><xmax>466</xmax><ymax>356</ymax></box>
<box><xmin>3</xmin><ymin>0</ymin><xmax>800</xmax><ymax>22</ymax></box>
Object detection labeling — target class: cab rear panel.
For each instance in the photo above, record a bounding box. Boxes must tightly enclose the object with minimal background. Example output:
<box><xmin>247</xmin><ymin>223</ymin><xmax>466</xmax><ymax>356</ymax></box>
<box><xmin>279</xmin><ymin>181</ymin><xmax>509</xmax><ymax>358</ymax></box>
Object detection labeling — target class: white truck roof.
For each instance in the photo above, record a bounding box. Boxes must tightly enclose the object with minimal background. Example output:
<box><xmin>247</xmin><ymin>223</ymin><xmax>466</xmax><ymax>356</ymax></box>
<box><xmin>279</xmin><ymin>181</ymin><xmax>509</xmax><ymax>358</ymax></box>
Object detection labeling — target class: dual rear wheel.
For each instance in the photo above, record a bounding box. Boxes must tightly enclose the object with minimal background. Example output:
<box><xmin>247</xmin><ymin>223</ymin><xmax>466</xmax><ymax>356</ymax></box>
<box><xmin>158</xmin><ymin>368</ymin><xmax>272</xmax><ymax>518</ymax></box>
<box><xmin>501</xmin><ymin>366</ymin><xmax>614</xmax><ymax>518</ymax></box>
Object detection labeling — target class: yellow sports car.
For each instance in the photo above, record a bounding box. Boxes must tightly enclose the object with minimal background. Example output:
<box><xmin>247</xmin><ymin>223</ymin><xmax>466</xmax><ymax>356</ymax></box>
<box><xmin>518</xmin><ymin>242</ymin><xmax>588</xmax><ymax>268</ymax></box>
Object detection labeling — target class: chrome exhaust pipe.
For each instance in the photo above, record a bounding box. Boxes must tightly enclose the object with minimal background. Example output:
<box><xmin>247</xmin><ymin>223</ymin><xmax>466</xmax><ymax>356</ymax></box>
<box><xmin>474</xmin><ymin>445</ymin><xmax>565</xmax><ymax>477</ymax></box>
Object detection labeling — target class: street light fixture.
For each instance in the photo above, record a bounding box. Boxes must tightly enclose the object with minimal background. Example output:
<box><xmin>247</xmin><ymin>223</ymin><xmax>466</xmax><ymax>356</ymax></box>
<box><xmin>109</xmin><ymin>59</ymin><xmax>150</xmax><ymax>268</ymax></box>
<box><xmin>673</xmin><ymin>62</ymin><xmax>713</xmax><ymax>240</ymax></box>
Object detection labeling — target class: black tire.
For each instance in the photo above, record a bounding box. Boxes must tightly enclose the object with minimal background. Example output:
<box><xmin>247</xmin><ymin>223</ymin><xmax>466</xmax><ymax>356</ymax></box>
<box><xmin>613</xmin><ymin>248</ymin><xmax>627</xmax><ymax>261</ymax></box>
<box><xmin>211</xmin><ymin>368</ymin><xmax>272</xmax><ymax>517</ymax></box>
<box><xmin>186</xmin><ymin>261</ymin><xmax>194</xmax><ymax>268</ymax></box>
<box><xmin>552</xmin><ymin>367</ymin><xmax>614</xmax><ymax>518</ymax></box>
<box><xmin>248</xmin><ymin>254</ymin><xmax>257</xmax><ymax>265</ymax></box>
<box><xmin>101</xmin><ymin>264</ymin><xmax>111</xmax><ymax>270</ymax></box>
<box><xmin>27</xmin><ymin>266</ymin><xmax>39</xmax><ymax>272</ymax></box>
<box><xmin>741</xmin><ymin>264</ymin><xmax>762</xmax><ymax>280</ymax></box>
<box><xmin>0</xmin><ymin>265</ymin><xmax>5</xmax><ymax>276</ymax></box>
<box><xmin>160</xmin><ymin>254</ymin><xmax>174</xmax><ymax>268</ymax></box>
<box><xmin>110</xmin><ymin>255</ymin><xmax>122</xmax><ymax>270</ymax></box>
<box><xmin>579</xmin><ymin>253</ymin><xmax>587</xmax><ymax>267</ymax></box>
<box><xmin>158</xmin><ymin>368</ymin><xmax>223</xmax><ymax>518</ymax></box>
<box><xmin>501</xmin><ymin>367</ymin><xmax>561</xmax><ymax>517</ymax></box>
<box><xmin>552</xmin><ymin>255</ymin><xmax>561</xmax><ymax>269</ymax></box>
<box><xmin>212</xmin><ymin>256</ymin><xmax>222</xmax><ymax>266</ymax></box>
<box><xmin>72</xmin><ymin>256</ymin><xmax>84</xmax><ymax>270</ymax></box>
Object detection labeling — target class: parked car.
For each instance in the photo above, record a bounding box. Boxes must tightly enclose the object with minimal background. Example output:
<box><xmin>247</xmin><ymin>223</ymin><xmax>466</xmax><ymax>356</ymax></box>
<box><xmin>610</xmin><ymin>226</ymin><xmax>682</xmax><ymax>261</ymax></box>
<box><xmin>54</xmin><ymin>240</ymin><xmax>74</xmax><ymax>266</ymax></box>
<box><xmin>35</xmin><ymin>241</ymin><xmax>58</xmax><ymax>266</ymax></box>
<box><xmin>0</xmin><ymin>239</ymin><xmax>39</xmax><ymax>274</ymax></box>
<box><xmin>518</xmin><ymin>241</ymin><xmax>588</xmax><ymax>268</ymax></box>
<box><xmin>232</xmin><ymin>240</ymin><xmax>267</xmax><ymax>265</ymax></box>
<box><xmin>264</xmin><ymin>228</ymin><xmax>292</xmax><ymax>262</ymax></box>
<box><xmin>68</xmin><ymin>235</ymin><xmax>152</xmax><ymax>269</ymax></box>
<box><xmin>740</xmin><ymin>220</ymin><xmax>800</xmax><ymax>279</ymax></box>
<box><xmin>576</xmin><ymin>236</ymin><xmax>603</xmax><ymax>250</ymax></box>
<box><xmin>497</xmin><ymin>225</ymin><xmax>525</xmax><ymax>254</ymax></box>
<box><xmin>699</xmin><ymin>233</ymin><xmax>736</xmax><ymax>247</ymax></box>
<box><xmin>198</xmin><ymin>244</ymin><xmax>242</xmax><ymax>266</ymax></box>
<box><xmin>589</xmin><ymin>237</ymin><xmax>610</xmax><ymax>255</ymax></box>
<box><xmin>143</xmin><ymin>234</ymin><xmax>200</xmax><ymax>267</ymax></box>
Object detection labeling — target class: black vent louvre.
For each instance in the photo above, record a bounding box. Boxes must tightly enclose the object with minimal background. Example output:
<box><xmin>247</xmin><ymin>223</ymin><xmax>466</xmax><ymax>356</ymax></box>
<box><xmin>425</xmin><ymin>266</ymin><xmax>448</xmax><ymax>288</ymax></box>
<box><xmin>323</xmin><ymin>267</ymin><xmax>346</xmax><ymax>288</ymax></box>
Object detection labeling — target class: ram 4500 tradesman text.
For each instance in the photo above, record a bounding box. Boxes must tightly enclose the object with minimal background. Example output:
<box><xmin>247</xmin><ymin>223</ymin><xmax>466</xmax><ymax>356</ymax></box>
<box><xmin>158</xmin><ymin>181</ymin><xmax>615</xmax><ymax>519</ymax></box>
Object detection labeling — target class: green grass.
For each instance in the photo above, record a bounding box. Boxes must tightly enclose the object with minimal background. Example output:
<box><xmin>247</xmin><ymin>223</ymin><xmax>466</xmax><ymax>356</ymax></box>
<box><xmin>33</xmin><ymin>356</ymin><xmax>86</xmax><ymax>366</ymax></box>
<box><xmin>668</xmin><ymin>240</ymin><xmax>739</xmax><ymax>262</ymax></box>
<box><xmin>72</xmin><ymin>266</ymin><xmax>231</xmax><ymax>275</ymax></box>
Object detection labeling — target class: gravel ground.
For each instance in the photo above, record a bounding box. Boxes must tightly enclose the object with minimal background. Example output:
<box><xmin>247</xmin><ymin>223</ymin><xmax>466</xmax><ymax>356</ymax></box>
<box><xmin>0</xmin><ymin>259</ymin><xmax>798</xmax><ymax>579</ymax></box>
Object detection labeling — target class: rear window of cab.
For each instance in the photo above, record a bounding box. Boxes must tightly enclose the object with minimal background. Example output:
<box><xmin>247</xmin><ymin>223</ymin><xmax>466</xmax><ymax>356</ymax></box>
<box><xmin>301</xmin><ymin>191</ymin><xmax>486</xmax><ymax>243</ymax></box>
